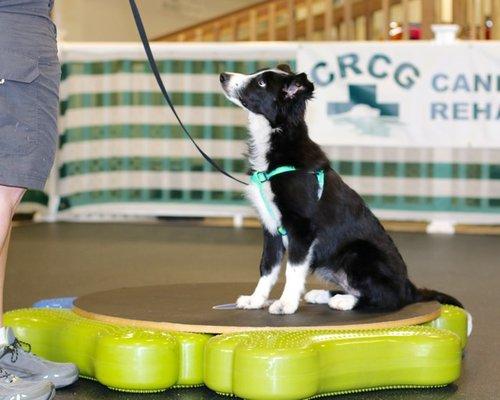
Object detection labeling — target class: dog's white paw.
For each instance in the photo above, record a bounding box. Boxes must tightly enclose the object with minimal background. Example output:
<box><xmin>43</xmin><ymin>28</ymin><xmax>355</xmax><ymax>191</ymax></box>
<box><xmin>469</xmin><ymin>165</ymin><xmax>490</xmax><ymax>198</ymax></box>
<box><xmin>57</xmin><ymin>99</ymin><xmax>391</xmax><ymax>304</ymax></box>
<box><xmin>268</xmin><ymin>299</ymin><xmax>299</xmax><ymax>314</ymax></box>
<box><xmin>304</xmin><ymin>289</ymin><xmax>331</xmax><ymax>304</ymax></box>
<box><xmin>236</xmin><ymin>295</ymin><xmax>267</xmax><ymax>309</ymax></box>
<box><xmin>328</xmin><ymin>294</ymin><xmax>358</xmax><ymax>311</ymax></box>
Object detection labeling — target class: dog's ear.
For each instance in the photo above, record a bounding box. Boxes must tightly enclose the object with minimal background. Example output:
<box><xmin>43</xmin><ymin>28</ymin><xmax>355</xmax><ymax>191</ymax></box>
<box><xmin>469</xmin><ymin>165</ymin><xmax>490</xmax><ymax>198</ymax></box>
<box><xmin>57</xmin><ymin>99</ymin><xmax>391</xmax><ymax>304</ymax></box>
<box><xmin>283</xmin><ymin>72</ymin><xmax>314</xmax><ymax>99</ymax></box>
<box><xmin>276</xmin><ymin>64</ymin><xmax>293</xmax><ymax>74</ymax></box>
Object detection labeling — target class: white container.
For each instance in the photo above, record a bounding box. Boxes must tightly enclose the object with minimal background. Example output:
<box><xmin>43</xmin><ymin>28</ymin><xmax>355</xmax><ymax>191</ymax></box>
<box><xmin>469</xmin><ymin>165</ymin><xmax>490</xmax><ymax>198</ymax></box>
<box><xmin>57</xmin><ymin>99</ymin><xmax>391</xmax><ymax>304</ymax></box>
<box><xmin>431</xmin><ymin>24</ymin><xmax>460</xmax><ymax>43</ymax></box>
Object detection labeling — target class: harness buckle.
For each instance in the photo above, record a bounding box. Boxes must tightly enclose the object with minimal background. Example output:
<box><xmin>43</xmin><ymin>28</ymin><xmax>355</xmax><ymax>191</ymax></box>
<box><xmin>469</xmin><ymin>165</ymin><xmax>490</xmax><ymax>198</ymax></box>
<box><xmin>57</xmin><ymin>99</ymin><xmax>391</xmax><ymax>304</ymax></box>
<box><xmin>277</xmin><ymin>226</ymin><xmax>287</xmax><ymax>236</ymax></box>
<box><xmin>255</xmin><ymin>171</ymin><xmax>268</xmax><ymax>183</ymax></box>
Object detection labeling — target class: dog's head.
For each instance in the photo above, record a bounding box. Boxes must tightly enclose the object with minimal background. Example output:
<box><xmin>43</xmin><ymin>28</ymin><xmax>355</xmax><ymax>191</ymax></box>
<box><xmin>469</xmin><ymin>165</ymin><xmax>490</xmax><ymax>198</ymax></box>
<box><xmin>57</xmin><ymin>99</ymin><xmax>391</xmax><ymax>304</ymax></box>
<box><xmin>219</xmin><ymin>64</ymin><xmax>314</xmax><ymax>125</ymax></box>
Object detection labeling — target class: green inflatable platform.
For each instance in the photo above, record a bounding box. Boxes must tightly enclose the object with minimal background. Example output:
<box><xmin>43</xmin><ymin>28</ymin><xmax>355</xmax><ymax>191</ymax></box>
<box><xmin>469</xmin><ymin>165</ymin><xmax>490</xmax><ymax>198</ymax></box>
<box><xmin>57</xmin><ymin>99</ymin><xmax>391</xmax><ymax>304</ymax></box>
<box><xmin>4</xmin><ymin>305</ymin><xmax>468</xmax><ymax>399</ymax></box>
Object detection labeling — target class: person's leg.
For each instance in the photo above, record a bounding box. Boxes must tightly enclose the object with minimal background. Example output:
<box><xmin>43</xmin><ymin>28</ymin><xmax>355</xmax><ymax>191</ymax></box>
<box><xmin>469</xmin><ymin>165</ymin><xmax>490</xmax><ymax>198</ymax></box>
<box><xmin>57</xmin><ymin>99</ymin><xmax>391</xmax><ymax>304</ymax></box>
<box><xmin>0</xmin><ymin>184</ymin><xmax>78</xmax><ymax>390</ymax></box>
<box><xmin>0</xmin><ymin>185</ymin><xmax>25</xmax><ymax>327</ymax></box>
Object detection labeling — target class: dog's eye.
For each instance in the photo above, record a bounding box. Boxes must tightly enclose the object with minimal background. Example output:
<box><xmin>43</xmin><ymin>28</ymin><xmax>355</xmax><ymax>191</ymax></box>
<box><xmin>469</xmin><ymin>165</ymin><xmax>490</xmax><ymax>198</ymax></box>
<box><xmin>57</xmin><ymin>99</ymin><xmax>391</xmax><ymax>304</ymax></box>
<box><xmin>257</xmin><ymin>79</ymin><xmax>266</xmax><ymax>88</ymax></box>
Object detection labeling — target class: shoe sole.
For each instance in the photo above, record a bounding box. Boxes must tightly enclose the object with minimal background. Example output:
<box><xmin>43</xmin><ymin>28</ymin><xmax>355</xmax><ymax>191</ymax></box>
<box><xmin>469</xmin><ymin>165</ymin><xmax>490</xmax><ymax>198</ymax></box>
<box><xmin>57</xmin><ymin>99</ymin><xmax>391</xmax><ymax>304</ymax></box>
<box><xmin>53</xmin><ymin>371</ymin><xmax>79</xmax><ymax>389</ymax></box>
<box><xmin>29</xmin><ymin>386</ymin><xmax>55</xmax><ymax>400</ymax></box>
<box><xmin>2</xmin><ymin>370</ymin><xmax>79</xmax><ymax>389</ymax></box>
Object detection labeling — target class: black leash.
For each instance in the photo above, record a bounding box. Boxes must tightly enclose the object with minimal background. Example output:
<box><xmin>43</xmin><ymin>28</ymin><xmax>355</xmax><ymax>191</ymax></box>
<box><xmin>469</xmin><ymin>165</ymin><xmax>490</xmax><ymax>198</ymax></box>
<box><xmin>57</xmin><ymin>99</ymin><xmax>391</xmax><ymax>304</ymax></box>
<box><xmin>128</xmin><ymin>0</ymin><xmax>247</xmax><ymax>186</ymax></box>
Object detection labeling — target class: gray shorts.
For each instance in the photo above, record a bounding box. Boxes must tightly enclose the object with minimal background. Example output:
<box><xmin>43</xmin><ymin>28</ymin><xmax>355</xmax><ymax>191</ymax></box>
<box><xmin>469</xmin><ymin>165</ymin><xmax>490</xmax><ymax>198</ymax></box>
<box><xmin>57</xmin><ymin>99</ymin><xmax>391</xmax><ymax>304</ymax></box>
<box><xmin>0</xmin><ymin>8</ymin><xmax>60</xmax><ymax>190</ymax></box>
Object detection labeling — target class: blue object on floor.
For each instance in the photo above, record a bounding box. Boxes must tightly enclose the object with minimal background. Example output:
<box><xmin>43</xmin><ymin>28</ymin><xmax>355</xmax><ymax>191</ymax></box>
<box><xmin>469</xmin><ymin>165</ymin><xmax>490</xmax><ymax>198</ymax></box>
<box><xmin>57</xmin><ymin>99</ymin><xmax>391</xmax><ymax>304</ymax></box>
<box><xmin>33</xmin><ymin>297</ymin><xmax>77</xmax><ymax>309</ymax></box>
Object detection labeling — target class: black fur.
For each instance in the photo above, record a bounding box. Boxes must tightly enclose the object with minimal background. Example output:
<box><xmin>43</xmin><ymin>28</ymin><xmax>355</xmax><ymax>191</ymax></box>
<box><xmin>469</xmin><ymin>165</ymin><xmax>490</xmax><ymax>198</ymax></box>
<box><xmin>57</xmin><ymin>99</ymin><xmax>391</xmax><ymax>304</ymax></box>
<box><xmin>220</xmin><ymin>66</ymin><xmax>463</xmax><ymax>311</ymax></box>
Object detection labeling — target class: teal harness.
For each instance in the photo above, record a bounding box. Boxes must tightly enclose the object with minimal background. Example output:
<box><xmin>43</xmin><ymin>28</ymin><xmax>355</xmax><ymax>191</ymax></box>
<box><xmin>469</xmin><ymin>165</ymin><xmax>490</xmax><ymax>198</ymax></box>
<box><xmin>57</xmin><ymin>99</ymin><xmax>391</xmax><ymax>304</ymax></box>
<box><xmin>250</xmin><ymin>166</ymin><xmax>325</xmax><ymax>236</ymax></box>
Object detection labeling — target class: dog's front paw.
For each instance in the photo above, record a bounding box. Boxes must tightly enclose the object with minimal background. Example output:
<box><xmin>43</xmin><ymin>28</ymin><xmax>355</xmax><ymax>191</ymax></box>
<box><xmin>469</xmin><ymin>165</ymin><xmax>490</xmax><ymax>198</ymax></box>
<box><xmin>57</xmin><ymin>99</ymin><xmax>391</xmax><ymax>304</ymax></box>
<box><xmin>328</xmin><ymin>294</ymin><xmax>358</xmax><ymax>311</ymax></box>
<box><xmin>268</xmin><ymin>299</ymin><xmax>299</xmax><ymax>314</ymax></box>
<box><xmin>236</xmin><ymin>294</ymin><xmax>266</xmax><ymax>309</ymax></box>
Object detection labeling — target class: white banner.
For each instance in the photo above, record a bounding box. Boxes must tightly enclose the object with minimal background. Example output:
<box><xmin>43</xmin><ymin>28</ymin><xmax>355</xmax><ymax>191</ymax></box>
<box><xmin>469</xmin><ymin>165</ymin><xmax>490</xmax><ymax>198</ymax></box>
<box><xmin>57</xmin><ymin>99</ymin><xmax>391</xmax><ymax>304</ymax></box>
<box><xmin>298</xmin><ymin>42</ymin><xmax>500</xmax><ymax>148</ymax></box>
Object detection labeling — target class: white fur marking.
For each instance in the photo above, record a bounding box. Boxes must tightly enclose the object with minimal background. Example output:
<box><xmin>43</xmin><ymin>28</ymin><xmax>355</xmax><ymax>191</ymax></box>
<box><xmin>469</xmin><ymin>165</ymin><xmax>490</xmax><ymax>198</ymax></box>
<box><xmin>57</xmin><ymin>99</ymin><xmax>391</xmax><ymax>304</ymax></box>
<box><xmin>246</xmin><ymin>184</ymin><xmax>282</xmax><ymax>235</ymax></box>
<box><xmin>304</xmin><ymin>289</ymin><xmax>331</xmax><ymax>304</ymax></box>
<box><xmin>236</xmin><ymin>266</ymin><xmax>280</xmax><ymax>309</ymax></box>
<box><xmin>269</xmin><ymin>244</ymin><xmax>315</xmax><ymax>314</ymax></box>
<box><xmin>245</xmin><ymin>113</ymin><xmax>283</xmax><ymax>235</ymax></box>
<box><xmin>328</xmin><ymin>294</ymin><xmax>358</xmax><ymax>311</ymax></box>
<box><xmin>247</xmin><ymin>112</ymin><xmax>272</xmax><ymax>172</ymax></box>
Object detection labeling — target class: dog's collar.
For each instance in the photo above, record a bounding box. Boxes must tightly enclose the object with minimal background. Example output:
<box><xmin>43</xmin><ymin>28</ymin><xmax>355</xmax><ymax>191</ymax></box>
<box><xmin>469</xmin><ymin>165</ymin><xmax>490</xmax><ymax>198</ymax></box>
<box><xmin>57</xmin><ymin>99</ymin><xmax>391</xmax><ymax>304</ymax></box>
<box><xmin>250</xmin><ymin>166</ymin><xmax>325</xmax><ymax>236</ymax></box>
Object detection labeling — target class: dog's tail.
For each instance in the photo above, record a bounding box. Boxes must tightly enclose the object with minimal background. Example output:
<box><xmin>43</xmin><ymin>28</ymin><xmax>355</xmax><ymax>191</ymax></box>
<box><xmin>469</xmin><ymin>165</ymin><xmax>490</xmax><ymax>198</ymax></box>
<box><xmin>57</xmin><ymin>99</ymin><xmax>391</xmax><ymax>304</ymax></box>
<box><xmin>415</xmin><ymin>287</ymin><xmax>463</xmax><ymax>308</ymax></box>
<box><xmin>406</xmin><ymin>281</ymin><xmax>473</xmax><ymax>336</ymax></box>
<box><xmin>405</xmin><ymin>279</ymin><xmax>463</xmax><ymax>308</ymax></box>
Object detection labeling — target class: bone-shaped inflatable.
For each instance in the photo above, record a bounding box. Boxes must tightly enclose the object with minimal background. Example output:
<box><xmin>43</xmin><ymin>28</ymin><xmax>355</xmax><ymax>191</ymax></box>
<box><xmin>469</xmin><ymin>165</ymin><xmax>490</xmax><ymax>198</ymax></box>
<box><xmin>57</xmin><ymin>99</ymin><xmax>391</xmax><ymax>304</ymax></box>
<box><xmin>4</xmin><ymin>305</ymin><xmax>468</xmax><ymax>398</ymax></box>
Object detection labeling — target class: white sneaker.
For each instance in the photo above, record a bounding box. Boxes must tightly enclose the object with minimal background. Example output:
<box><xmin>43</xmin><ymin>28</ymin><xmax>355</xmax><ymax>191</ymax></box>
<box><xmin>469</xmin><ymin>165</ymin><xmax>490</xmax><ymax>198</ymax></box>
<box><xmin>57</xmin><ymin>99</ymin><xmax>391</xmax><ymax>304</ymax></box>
<box><xmin>0</xmin><ymin>367</ymin><xmax>54</xmax><ymax>400</ymax></box>
<box><xmin>0</xmin><ymin>328</ymin><xmax>78</xmax><ymax>389</ymax></box>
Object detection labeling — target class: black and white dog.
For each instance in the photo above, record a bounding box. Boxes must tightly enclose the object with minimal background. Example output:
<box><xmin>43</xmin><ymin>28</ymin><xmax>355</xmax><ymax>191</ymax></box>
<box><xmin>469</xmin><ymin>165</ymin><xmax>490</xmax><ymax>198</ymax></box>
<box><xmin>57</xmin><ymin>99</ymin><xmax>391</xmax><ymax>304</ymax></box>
<box><xmin>219</xmin><ymin>64</ymin><xmax>463</xmax><ymax>315</ymax></box>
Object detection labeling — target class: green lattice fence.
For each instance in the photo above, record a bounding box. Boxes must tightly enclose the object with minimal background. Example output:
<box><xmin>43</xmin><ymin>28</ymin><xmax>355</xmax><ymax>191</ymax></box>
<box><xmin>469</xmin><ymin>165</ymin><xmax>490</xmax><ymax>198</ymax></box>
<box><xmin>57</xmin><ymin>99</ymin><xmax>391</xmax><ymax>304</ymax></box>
<box><xmin>20</xmin><ymin>43</ymin><xmax>500</xmax><ymax>224</ymax></box>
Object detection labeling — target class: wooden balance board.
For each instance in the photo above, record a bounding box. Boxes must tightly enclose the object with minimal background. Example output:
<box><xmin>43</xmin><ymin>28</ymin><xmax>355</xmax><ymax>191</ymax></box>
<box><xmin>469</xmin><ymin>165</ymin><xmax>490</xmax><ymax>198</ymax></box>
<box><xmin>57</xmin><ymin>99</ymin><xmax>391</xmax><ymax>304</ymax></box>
<box><xmin>73</xmin><ymin>282</ymin><xmax>441</xmax><ymax>334</ymax></box>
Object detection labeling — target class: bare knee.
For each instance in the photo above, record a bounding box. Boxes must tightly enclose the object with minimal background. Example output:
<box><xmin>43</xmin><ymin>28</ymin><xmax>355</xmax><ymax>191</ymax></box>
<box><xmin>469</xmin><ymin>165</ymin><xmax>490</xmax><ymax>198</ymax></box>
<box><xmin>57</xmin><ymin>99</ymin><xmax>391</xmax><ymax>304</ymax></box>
<box><xmin>0</xmin><ymin>186</ymin><xmax>26</xmax><ymax>216</ymax></box>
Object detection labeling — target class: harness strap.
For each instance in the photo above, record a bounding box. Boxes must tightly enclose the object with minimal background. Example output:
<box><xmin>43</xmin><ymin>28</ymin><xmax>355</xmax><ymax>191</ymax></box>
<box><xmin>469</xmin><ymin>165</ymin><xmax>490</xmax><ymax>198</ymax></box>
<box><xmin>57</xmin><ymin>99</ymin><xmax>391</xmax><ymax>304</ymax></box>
<box><xmin>250</xmin><ymin>167</ymin><xmax>325</xmax><ymax>236</ymax></box>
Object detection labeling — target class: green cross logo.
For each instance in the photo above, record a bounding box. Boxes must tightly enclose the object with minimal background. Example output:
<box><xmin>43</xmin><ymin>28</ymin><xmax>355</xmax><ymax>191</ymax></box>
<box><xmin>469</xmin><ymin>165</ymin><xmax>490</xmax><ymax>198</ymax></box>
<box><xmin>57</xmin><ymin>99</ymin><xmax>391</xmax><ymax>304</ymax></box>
<box><xmin>328</xmin><ymin>84</ymin><xmax>399</xmax><ymax>117</ymax></box>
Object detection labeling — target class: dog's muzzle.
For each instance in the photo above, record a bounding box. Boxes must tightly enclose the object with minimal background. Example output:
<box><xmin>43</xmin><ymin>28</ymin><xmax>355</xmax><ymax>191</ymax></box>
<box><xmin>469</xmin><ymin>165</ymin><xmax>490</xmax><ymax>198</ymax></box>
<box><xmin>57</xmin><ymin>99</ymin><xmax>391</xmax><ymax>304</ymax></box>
<box><xmin>219</xmin><ymin>73</ymin><xmax>230</xmax><ymax>84</ymax></box>
<box><xmin>219</xmin><ymin>72</ymin><xmax>247</xmax><ymax>108</ymax></box>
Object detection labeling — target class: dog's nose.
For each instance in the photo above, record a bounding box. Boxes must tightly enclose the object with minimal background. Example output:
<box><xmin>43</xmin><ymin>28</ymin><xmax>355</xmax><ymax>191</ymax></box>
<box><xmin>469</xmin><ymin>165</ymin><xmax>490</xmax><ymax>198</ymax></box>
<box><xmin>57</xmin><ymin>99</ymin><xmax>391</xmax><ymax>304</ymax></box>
<box><xmin>219</xmin><ymin>73</ymin><xmax>230</xmax><ymax>83</ymax></box>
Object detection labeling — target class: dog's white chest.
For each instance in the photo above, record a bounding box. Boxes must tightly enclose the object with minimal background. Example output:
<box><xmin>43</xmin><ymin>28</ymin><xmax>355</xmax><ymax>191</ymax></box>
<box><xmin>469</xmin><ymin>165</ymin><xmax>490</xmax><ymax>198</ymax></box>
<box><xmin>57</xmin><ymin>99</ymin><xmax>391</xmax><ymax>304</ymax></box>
<box><xmin>246</xmin><ymin>183</ymin><xmax>282</xmax><ymax>234</ymax></box>
<box><xmin>245</xmin><ymin>113</ymin><xmax>283</xmax><ymax>235</ymax></box>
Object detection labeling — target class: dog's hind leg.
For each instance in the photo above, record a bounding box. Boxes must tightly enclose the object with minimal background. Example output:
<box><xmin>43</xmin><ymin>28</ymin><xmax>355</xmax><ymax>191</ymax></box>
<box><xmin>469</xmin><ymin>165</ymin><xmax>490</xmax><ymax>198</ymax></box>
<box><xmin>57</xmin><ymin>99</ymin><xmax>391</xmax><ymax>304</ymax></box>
<box><xmin>327</xmin><ymin>240</ymin><xmax>408</xmax><ymax>311</ymax></box>
<box><xmin>304</xmin><ymin>289</ymin><xmax>345</xmax><ymax>304</ymax></box>
<box><xmin>236</xmin><ymin>229</ymin><xmax>285</xmax><ymax>309</ymax></box>
<box><xmin>328</xmin><ymin>294</ymin><xmax>359</xmax><ymax>310</ymax></box>
<box><xmin>304</xmin><ymin>289</ymin><xmax>331</xmax><ymax>304</ymax></box>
